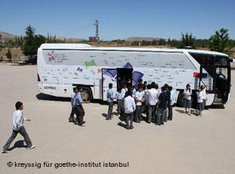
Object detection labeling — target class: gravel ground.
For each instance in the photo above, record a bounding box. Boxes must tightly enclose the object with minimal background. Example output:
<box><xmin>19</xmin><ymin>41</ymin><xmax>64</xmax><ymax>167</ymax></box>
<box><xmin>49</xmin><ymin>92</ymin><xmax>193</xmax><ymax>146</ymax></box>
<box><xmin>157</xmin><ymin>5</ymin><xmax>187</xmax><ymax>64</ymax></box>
<box><xmin>0</xmin><ymin>64</ymin><xmax>235</xmax><ymax>174</ymax></box>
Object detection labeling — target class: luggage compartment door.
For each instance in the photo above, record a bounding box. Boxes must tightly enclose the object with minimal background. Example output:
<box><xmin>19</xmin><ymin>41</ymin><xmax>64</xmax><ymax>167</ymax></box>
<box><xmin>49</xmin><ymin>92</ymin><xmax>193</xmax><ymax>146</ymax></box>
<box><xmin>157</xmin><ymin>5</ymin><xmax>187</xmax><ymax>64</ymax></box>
<box><xmin>102</xmin><ymin>68</ymin><xmax>117</xmax><ymax>101</ymax></box>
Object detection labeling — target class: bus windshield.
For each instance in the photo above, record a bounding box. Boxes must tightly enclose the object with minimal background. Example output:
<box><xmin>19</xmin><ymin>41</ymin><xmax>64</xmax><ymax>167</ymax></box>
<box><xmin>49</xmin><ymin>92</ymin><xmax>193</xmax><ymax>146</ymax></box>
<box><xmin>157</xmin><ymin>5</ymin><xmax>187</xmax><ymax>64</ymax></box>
<box><xmin>216</xmin><ymin>67</ymin><xmax>228</xmax><ymax>80</ymax></box>
<box><xmin>215</xmin><ymin>56</ymin><xmax>229</xmax><ymax>66</ymax></box>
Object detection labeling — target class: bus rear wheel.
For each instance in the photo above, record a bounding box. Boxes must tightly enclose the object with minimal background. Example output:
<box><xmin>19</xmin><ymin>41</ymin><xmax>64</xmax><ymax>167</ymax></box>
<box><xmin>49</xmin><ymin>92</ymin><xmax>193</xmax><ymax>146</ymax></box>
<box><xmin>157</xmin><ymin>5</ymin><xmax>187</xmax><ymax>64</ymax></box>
<box><xmin>177</xmin><ymin>92</ymin><xmax>184</xmax><ymax>107</ymax></box>
<box><xmin>81</xmin><ymin>87</ymin><xmax>93</xmax><ymax>102</ymax></box>
<box><xmin>177</xmin><ymin>91</ymin><xmax>197</xmax><ymax>108</ymax></box>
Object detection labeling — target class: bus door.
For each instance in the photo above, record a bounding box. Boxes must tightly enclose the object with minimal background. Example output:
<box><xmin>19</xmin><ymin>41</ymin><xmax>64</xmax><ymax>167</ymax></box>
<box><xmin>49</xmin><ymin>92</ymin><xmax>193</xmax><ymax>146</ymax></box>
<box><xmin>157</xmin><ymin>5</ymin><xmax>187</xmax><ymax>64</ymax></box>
<box><xmin>199</xmin><ymin>65</ymin><xmax>213</xmax><ymax>91</ymax></box>
<box><xmin>213</xmin><ymin>56</ymin><xmax>231</xmax><ymax>104</ymax></box>
<box><xmin>102</xmin><ymin>68</ymin><xmax>117</xmax><ymax>101</ymax></box>
<box><xmin>117</xmin><ymin>68</ymin><xmax>133</xmax><ymax>89</ymax></box>
<box><xmin>214</xmin><ymin>66</ymin><xmax>230</xmax><ymax>104</ymax></box>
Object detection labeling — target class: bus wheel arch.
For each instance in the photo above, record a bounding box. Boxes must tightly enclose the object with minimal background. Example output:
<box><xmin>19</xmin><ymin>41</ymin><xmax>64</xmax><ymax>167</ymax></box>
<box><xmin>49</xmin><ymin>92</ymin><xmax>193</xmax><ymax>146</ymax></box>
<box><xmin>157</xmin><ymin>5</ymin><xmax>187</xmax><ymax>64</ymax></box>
<box><xmin>177</xmin><ymin>90</ymin><xmax>197</xmax><ymax>108</ymax></box>
<box><xmin>177</xmin><ymin>91</ymin><xmax>184</xmax><ymax>107</ymax></box>
<box><xmin>77</xmin><ymin>86</ymin><xmax>93</xmax><ymax>102</ymax></box>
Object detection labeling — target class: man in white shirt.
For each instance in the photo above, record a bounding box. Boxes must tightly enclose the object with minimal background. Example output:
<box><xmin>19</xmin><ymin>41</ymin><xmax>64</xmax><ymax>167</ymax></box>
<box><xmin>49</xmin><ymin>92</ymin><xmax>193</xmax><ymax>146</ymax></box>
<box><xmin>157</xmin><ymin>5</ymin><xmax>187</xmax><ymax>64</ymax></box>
<box><xmin>2</xmin><ymin>101</ymin><xmax>35</xmax><ymax>153</ymax></box>
<box><xmin>135</xmin><ymin>86</ymin><xmax>145</xmax><ymax>123</ymax></box>
<box><xmin>146</xmin><ymin>83</ymin><xmax>159</xmax><ymax>123</ymax></box>
<box><xmin>124</xmin><ymin>91</ymin><xmax>136</xmax><ymax>130</ymax></box>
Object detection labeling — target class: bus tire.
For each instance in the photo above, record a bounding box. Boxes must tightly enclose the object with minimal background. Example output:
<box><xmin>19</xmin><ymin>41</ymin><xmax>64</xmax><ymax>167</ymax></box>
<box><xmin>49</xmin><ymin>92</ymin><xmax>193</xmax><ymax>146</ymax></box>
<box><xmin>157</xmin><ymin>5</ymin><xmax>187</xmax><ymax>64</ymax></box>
<box><xmin>81</xmin><ymin>87</ymin><xmax>93</xmax><ymax>102</ymax></box>
<box><xmin>177</xmin><ymin>91</ymin><xmax>184</xmax><ymax>107</ymax></box>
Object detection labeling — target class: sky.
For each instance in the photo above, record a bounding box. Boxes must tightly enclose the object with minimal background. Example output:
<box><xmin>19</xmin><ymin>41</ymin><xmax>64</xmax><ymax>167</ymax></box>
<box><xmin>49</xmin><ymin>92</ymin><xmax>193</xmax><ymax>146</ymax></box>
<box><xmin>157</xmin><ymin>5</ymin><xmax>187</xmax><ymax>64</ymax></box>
<box><xmin>0</xmin><ymin>0</ymin><xmax>235</xmax><ymax>40</ymax></box>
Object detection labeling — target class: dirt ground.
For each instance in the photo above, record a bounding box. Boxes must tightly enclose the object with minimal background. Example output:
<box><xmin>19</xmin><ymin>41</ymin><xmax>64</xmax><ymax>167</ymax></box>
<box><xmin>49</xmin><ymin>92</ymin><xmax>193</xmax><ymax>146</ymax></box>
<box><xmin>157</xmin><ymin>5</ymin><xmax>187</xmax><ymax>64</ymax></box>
<box><xmin>0</xmin><ymin>64</ymin><xmax>235</xmax><ymax>174</ymax></box>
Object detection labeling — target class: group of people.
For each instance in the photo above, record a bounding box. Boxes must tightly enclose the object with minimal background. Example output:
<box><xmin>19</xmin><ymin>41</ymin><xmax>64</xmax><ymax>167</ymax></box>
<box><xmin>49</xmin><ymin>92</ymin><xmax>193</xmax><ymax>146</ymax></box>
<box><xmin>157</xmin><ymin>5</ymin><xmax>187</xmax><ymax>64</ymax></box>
<box><xmin>2</xmin><ymin>81</ymin><xmax>207</xmax><ymax>153</ymax></box>
<box><xmin>183</xmin><ymin>84</ymin><xmax>207</xmax><ymax>116</ymax></box>
<box><xmin>106</xmin><ymin>79</ymin><xmax>175</xmax><ymax>130</ymax></box>
<box><xmin>68</xmin><ymin>87</ymin><xmax>87</xmax><ymax>126</ymax></box>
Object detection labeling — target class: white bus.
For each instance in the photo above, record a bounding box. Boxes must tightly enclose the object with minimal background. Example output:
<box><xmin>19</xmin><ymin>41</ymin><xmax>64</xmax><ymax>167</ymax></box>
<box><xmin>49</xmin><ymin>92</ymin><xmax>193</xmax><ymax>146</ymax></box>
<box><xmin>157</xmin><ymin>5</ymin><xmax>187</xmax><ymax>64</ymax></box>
<box><xmin>37</xmin><ymin>43</ymin><xmax>232</xmax><ymax>106</ymax></box>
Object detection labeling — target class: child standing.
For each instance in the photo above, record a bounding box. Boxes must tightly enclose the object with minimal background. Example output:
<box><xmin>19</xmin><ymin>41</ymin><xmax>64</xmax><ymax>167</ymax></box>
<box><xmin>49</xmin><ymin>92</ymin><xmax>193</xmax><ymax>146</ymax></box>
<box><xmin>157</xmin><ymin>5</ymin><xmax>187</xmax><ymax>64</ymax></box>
<box><xmin>197</xmin><ymin>87</ymin><xmax>203</xmax><ymax>116</ymax></box>
<box><xmin>115</xmin><ymin>88</ymin><xmax>123</xmax><ymax>115</ymax></box>
<box><xmin>184</xmin><ymin>84</ymin><xmax>192</xmax><ymax>115</ymax></box>
<box><xmin>124</xmin><ymin>91</ymin><xmax>136</xmax><ymax>130</ymax></box>
<box><xmin>135</xmin><ymin>86</ymin><xmax>145</xmax><ymax>123</ymax></box>
<box><xmin>106</xmin><ymin>83</ymin><xmax>114</xmax><ymax>120</ymax></box>
<box><xmin>201</xmin><ymin>85</ymin><xmax>207</xmax><ymax>110</ymax></box>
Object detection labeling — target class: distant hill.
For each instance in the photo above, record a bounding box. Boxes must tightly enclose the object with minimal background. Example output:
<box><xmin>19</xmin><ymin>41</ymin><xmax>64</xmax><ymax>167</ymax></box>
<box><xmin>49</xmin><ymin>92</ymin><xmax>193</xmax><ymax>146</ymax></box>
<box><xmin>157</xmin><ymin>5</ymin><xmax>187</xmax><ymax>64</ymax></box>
<box><xmin>0</xmin><ymin>31</ymin><xmax>17</xmax><ymax>41</ymax></box>
<box><xmin>0</xmin><ymin>31</ymin><xmax>85</xmax><ymax>43</ymax></box>
<box><xmin>55</xmin><ymin>37</ymin><xmax>85</xmax><ymax>42</ymax></box>
<box><xmin>125</xmin><ymin>37</ymin><xmax>164</xmax><ymax>42</ymax></box>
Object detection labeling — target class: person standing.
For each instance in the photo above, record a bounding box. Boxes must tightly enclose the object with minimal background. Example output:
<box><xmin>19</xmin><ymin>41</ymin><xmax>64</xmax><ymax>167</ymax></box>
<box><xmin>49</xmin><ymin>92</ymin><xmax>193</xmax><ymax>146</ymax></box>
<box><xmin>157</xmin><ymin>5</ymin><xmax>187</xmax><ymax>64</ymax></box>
<box><xmin>184</xmin><ymin>84</ymin><xmax>192</xmax><ymax>115</ymax></box>
<box><xmin>137</xmin><ymin>79</ymin><xmax>144</xmax><ymax>89</ymax></box>
<box><xmin>2</xmin><ymin>101</ymin><xmax>35</xmax><ymax>153</ymax></box>
<box><xmin>155</xmin><ymin>87</ymin><xmax>169</xmax><ymax>125</ymax></box>
<box><xmin>164</xmin><ymin>84</ymin><xmax>171</xmax><ymax>122</ymax></box>
<box><xmin>135</xmin><ymin>86</ymin><xmax>145</xmax><ymax>123</ymax></box>
<box><xmin>147</xmin><ymin>83</ymin><xmax>159</xmax><ymax>123</ymax></box>
<box><xmin>121</xmin><ymin>84</ymin><xmax>128</xmax><ymax>99</ymax></box>
<box><xmin>132</xmin><ymin>85</ymin><xmax>137</xmax><ymax>98</ymax></box>
<box><xmin>124</xmin><ymin>91</ymin><xmax>136</xmax><ymax>130</ymax></box>
<box><xmin>144</xmin><ymin>84</ymin><xmax>151</xmax><ymax>121</ymax></box>
<box><xmin>197</xmin><ymin>87</ymin><xmax>203</xmax><ymax>116</ymax></box>
<box><xmin>201</xmin><ymin>85</ymin><xmax>207</xmax><ymax>111</ymax></box>
<box><xmin>106</xmin><ymin>83</ymin><xmax>114</xmax><ymax>120</ymax></box>
<box><xmin>143</xmin><ymin>81</ymin><xmax>148</xmax><ymax>90</ymax></box>
<box><xmin>120</xmin><ymin>76</ymin><xmax>128</xmax><ymax>89</ymax></box>
<box><xmin>74</xmin><ymin>88</ymin><xmax>86</xmax><ymax>126</ymax></box>
<box><xmin>168</xmin><ymin>86</ymin><xmax>175</xmax><ymax>121</ymax></box>
<box><xmin>68</xmin><ymin>87</ymin><xmax>78</xmax><ymax>122</ymax></box>
<box><xmin>115</xmin><ymin>88</ymin><xmax>122</xmax><ymax>115</ymax></box>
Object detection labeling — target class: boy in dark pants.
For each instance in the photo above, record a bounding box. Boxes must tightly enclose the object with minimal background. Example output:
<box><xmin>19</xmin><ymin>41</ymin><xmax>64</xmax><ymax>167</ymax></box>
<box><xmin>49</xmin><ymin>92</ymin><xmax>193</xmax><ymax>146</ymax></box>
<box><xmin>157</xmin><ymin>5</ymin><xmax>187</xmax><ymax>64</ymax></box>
<box><xmin>2</xmin><ymin>101</ymin><xmax>35</xmax><ymax>153</ymax></box>
<box><xmin>155</xmin><ymin>87</ymin><xmax>169</xmax><ymax>125</ymax></box>
<box><xmin>197</xmin><ymin>87</ymin><xmax>203</xmax><ymax>116</ymax></box>
<box><xmin>115</xmin><ymin>88</ymin><xmax>122</xmax><ymax>115</ymax></box>
<box><xmin>135</xmin><ymin>86</ymin><xmax>144</xmax><ymax>123</ymax></box>
<box><xmin>168</xmin><ymin>86</ymin><xmax>174</xmax><ymax>121</ymax></box>
<box><xmin>124</xmin><ymin>91</ymin><xmax>136</xmax><ymax>130</ymax></box>
<box><xmin>106</xmin><ymin>83</ymin><xmax>114</xmax><ymax>120</ymax></box>
<box><xmin>69</xmin><ymin>87</ymin><xmax>78</xmax><ymax>122</ymax></box>
<box><xmin>74</xmin><ymin>88</ymin><xmax>86</xmax><ymax>126</ymax></box>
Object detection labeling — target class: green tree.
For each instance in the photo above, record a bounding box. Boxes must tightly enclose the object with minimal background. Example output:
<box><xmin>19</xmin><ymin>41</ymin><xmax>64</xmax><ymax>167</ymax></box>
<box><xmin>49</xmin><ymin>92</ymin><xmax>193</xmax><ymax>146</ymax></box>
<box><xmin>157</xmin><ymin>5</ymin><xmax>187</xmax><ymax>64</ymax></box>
<box><xmin>6</xmin><ymin>49</ymin><xmax>12</xmax><ymax>61</ymax></box>
<box><xmin>158</xmin><ymin>39</ymin><xmax>166</xmax><ymax>45</ymax></box>
<box><xmin>22</xmin><ymin>25</ymin><xmax>46</xmax><ymax>56</ymax></box>
<box><xmin>34</xmin><ymin>35</ymin><xmax>47</xmax><ymax>50</ymax></box>
<box><xmin>169</xmin><ymin>39</ymin><xmax>180</xmax><ymax>47</ymax></box>
<box><xmin>180</xmin><ymin>33</ymin><xmax>195</xmax><ymax>48</ymax></box>
<box><xmin>22</xmin><ymin>25</ymin><xmax>36</xmax><ymax>56</ymax></box>
<box><xmin>209</xmin><ymin>28</ymin><xmax>232</xmax><ymax>55</ymax></box>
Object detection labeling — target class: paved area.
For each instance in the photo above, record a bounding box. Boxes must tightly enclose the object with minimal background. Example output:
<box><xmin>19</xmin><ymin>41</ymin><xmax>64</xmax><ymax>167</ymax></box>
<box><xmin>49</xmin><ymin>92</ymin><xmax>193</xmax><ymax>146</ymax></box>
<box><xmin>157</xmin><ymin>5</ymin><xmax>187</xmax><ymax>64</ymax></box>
<box><xmin>0</xmin><ymin>64</ymin><xmax>235</xmax><ymax>174</ymax></box>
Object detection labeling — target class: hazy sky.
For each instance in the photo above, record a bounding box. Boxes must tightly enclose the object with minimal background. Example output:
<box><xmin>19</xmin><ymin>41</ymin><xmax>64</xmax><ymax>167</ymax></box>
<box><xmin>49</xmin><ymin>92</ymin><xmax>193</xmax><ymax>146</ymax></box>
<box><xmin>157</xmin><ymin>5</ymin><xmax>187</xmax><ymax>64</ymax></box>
<box><xmin>0</xmin><ymin>0</ymin><xmax>234</xmax><ymax>40</ymax></box>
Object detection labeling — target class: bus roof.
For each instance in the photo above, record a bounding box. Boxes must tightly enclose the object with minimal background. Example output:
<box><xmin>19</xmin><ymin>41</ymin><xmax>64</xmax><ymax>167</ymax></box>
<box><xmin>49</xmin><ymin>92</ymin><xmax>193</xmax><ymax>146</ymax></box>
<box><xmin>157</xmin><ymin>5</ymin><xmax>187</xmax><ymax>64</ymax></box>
<box><xmin>39</xmin><ymin>43</ymin><xmax>228</xmax><ymax>57</ymax></box>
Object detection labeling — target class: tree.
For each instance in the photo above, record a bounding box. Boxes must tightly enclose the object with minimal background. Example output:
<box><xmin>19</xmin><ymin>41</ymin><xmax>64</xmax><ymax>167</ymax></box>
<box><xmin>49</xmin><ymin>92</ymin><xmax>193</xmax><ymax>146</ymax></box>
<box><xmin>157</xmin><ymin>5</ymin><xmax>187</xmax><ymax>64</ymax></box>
<box><xmin>6</xmin><ymin>49</ymin><xmax>12</xmax><ymax>61</ymax></box>
<box><xmin>158</xmin><ymin>39</ymin><xmax>166</xmax><ymax>45</ymax></box>
<box><xmin>22</xmin><ymin>25</ymin><xmax>36</xmax><ymax>56</ymax></box>
<box><xmin>180</xmin><ymin>33</ymin><xmax>195</xmax><ymax>48</ymax></box>
<box><xmin>34</xmin><ymin>35</ymin><xmax>47</xmax><ymax>50</ymax></box>
<box><xmin>209</xmin><ymin>28</ymin><xmax>232</xmax><ymax>55</ymax></box>
<box><xmin>22</xmin><ymin>25</ymin><xmax>46</xmax><ymax>56</ymax></box>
